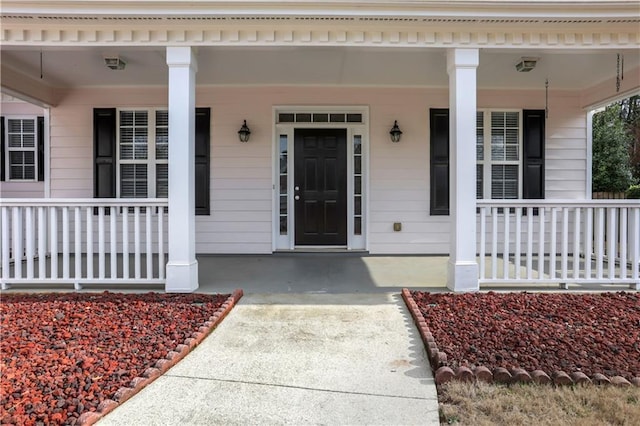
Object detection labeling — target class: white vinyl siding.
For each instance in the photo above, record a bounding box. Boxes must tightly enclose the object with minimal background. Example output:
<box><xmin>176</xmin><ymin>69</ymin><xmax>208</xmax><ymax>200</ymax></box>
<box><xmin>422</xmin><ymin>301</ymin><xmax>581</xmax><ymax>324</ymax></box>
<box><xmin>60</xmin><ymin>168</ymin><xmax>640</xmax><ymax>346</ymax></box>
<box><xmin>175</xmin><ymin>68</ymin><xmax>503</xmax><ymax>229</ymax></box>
<box><xmin>6</xmin><ymin>117</ymin><xmax>37</xmax><ymax>181</ymax></box>
<box><xmin>117</xmin><ymin>109</ymin><xmax>168</xmax><ymax>199</ymax></box>
<box><xmin>44</xmin><ymin>86</ymin><xmax>587</xmax><ymax>254</ymax></box>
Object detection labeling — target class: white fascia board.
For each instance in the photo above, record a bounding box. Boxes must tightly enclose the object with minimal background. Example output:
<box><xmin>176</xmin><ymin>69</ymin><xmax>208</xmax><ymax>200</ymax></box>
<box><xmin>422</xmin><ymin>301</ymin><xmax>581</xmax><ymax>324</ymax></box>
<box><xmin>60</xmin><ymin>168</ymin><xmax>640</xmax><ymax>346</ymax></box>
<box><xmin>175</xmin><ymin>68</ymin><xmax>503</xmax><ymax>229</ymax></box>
<box><xmin>2</xmin><ymin>1</ymin><xmax>639</xmax><ymax>19</ymax></box>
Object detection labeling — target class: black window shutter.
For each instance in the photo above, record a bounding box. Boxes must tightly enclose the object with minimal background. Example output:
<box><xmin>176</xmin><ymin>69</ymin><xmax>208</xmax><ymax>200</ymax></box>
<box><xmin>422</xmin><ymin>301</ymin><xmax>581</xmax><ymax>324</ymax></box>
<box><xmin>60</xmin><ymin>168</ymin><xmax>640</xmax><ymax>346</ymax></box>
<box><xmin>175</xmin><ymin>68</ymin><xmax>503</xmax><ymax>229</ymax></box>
<box><xmin>195</xmin><ymin>107</ymin><xmax>211</xmax><ymax>215</ymax></box>
<box><xmin>93</xmin><ymin>108</ymin><xmax>117</xmax><ymax>198</ymax></box>
<box><xmin>430</xmin><ymin>108</ymin><xmax>450</xmax><ymax>215</ymax></box>
<box><xmin>37</xmin><ymin>116</ymin><xmax>45</xmax><ymax>182</ymax></box>
<box><xmin>522</xmin><ymin>109</ymin><xmax>545</xmax><ymax>199</ymax></box>
<box><xmin>0</xmin><ymin>117</ymin><xmax>5</xmax><ymax>182</ymax></box>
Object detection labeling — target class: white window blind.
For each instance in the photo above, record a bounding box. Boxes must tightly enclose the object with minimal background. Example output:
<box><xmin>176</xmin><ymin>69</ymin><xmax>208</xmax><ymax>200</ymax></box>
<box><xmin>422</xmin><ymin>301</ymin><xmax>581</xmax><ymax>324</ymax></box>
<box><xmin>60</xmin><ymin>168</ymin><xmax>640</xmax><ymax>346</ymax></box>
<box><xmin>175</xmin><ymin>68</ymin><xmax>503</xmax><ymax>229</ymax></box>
<box><xmin>477</xmin><ymin>110</ymin><xmax>521</xmax><ymax>199</ymax></box>
<box><xmin>117</xmin><ymin>109</ymin><xmax>168</xmax><ymax>198</ymax></box>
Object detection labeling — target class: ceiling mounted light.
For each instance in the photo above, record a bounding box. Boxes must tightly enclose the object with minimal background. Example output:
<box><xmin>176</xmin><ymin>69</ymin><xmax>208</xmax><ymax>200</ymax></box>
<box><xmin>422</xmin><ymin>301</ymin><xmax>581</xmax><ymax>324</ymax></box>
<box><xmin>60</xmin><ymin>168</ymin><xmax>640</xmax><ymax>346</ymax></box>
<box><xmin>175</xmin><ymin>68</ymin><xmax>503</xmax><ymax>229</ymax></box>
<box><xmin>515</xmin><ymin>57</ymin><xmax>539</xmax><ymax>72</ymax></box>
<box><xmin>104</xmin><ymin>56</ymin><xmax>126</xmax><ymax>70</ymax></box>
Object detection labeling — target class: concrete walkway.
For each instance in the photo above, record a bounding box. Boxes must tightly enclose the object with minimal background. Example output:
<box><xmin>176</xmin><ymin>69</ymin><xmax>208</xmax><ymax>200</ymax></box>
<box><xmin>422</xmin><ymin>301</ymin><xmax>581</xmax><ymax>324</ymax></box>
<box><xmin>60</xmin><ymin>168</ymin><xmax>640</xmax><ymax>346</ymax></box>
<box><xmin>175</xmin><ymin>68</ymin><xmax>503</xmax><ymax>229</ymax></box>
<box><xmin>99</xmin><ymin>293</ymin><xmax>440</xmax><ymax>425</ymax></box>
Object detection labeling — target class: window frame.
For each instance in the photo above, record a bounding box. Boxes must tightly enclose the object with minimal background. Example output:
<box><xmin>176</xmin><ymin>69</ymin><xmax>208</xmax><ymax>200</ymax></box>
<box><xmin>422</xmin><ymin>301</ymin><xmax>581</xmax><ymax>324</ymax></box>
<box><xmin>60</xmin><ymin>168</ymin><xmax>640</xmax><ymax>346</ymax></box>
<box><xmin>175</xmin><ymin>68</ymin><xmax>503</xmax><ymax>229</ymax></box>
<box><xmin>4</xmin><ymin>115</ymin><xmax>38</xmax><ymax>182</ymax></box>
<box><xmin>477</xmin><ymin>109</ymin><xmax>523</xmax><ymax>200</ymax></box>
<box><xmin>115</xmin><ymin>108</ymin><xmax>168</xmax><ymax>199</ymax></box>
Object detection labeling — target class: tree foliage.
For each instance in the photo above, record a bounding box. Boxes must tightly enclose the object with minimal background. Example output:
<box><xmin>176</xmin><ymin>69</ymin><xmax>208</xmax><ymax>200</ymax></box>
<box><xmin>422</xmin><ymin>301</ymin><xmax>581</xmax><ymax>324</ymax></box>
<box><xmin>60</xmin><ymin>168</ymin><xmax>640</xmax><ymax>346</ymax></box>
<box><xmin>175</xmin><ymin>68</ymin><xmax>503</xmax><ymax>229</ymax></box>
<box><xmin>592</xmin><ymin>97</ymin><xmax>638</xmax><ymax>192</ymax></box>
<box><xmin>619</xmin><ymin>95</ymin><xmax>640</xmax><ymax>181</ymax></box>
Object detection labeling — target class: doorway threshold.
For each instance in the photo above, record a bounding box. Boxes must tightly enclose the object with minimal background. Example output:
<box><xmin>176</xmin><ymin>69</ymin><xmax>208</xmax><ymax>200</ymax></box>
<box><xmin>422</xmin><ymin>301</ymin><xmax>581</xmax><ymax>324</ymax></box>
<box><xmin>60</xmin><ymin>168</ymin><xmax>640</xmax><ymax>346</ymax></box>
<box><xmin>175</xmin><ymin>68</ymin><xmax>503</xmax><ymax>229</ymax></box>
<box><xmin>275</xmin><ymin>247</ymin><xmax>369</xmax><ymax>255</ymax></box>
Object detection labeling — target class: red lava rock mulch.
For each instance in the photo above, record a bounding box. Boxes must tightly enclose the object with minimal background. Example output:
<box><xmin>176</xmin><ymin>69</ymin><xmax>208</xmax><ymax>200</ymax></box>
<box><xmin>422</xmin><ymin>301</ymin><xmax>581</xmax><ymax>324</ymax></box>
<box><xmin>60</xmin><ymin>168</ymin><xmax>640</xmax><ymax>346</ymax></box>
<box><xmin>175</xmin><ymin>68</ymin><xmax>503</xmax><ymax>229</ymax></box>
<box><xmin>402</xmin><ymin>289</ymin><xmax>640</xmax><ymax>387</ymax></box>
<box><xmin>0</xmin><ymin>290</ymin><xmax>242</xmax><ymax>426</ymax></box>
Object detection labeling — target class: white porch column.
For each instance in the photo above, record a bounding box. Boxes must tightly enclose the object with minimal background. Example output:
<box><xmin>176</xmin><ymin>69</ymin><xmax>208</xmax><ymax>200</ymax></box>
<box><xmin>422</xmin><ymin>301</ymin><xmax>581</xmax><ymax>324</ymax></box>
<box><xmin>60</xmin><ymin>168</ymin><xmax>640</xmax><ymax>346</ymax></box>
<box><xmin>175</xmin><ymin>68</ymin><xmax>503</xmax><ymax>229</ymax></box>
<box><xmin>165</xmin><ymin>47</ymin><xmax>198</xmax><ymax>292</ymax></box>
<box><xmin>447</xmin><ymin>48</ymin><xmax>480</xmax><ymax>292</ymax></box>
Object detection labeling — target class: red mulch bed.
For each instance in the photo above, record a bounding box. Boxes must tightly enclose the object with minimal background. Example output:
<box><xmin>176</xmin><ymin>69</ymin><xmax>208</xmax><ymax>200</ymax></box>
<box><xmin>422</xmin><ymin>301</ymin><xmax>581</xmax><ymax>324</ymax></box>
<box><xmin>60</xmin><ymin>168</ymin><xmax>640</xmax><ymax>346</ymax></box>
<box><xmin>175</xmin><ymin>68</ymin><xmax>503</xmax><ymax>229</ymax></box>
<box><xmin>1</xmin><ymin>291</ymin><xmax>229</xmax><ymax>426</ymax></box>
<box><xmin>410</xmin><ymin>291</ymin><xmax>640</xmax><ymax>381</ymax></box>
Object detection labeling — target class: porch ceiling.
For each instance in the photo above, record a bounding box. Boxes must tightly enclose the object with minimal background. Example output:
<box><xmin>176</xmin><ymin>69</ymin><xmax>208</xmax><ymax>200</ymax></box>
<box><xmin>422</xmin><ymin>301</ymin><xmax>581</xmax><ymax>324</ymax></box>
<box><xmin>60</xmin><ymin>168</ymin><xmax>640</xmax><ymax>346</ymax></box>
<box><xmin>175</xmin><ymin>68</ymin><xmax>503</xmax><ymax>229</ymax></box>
<box><xmin>2</xmin><ymin>46</ymin><xmax>639</xmax><ymax>91</ymax></box>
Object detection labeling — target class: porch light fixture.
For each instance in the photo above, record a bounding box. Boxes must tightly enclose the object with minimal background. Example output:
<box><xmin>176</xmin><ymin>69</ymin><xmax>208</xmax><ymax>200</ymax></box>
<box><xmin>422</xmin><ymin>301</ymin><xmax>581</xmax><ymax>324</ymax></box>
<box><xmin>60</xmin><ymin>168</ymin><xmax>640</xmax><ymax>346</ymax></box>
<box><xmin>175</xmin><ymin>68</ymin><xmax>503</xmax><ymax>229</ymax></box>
<box><xmin>238</xmin><ymin>120</ymin><xmax>251</xmax><ymax>142</ymax></box>
<box><xmin>515</xmin><ymin>57</ymin><xmax>538</xmax><ymax>72</ymax></box>
<box><xmin>104</xmin><ymin>56</ymin><xmax>126</xmax><ymax>70</ymax></box>
<box><xmin>389</xmin><ymin>120</ymin><xmax>403</xmax><ymax>143</ymax></box>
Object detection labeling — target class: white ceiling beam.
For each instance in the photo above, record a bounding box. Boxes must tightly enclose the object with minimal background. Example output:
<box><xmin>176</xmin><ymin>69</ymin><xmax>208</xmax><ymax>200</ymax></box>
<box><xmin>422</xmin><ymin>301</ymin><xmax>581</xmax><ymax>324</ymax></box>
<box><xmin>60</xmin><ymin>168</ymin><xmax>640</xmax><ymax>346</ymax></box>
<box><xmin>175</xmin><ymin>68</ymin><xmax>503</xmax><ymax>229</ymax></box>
<box><xmin>581</xmin><ymin>65</ymin><xmax>640</xmax><ymax>109</ymax></box>
<box><xmin>0</xmin><ymin>65</ymin><xmax>58</xmax><ymax>107</ymax></box>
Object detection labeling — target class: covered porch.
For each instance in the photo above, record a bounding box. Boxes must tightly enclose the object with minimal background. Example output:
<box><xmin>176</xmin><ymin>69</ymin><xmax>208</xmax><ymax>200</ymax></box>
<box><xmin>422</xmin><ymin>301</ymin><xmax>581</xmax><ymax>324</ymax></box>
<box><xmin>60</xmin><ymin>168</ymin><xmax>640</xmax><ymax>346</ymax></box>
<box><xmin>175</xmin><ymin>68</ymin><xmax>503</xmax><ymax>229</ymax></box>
<box><xmin>1</xmin><ymin>1</ymin><xmax>639</xmax><ymax>292</ymax></box>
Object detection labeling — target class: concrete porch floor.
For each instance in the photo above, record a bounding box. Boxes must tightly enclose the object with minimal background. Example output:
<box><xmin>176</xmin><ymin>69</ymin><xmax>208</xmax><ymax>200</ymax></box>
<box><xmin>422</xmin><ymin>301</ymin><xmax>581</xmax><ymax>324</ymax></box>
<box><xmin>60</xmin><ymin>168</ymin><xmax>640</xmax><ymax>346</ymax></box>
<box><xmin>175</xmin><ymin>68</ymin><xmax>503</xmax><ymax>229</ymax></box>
<box><xmin>196</xmin><ymin>254</ymin><xmax>449</xmax><ymax>294</ymax></box>
<box><xmin>3</xmin><ymin>253</ymin><xmax>635</xmax><ymax>293</ymax></box>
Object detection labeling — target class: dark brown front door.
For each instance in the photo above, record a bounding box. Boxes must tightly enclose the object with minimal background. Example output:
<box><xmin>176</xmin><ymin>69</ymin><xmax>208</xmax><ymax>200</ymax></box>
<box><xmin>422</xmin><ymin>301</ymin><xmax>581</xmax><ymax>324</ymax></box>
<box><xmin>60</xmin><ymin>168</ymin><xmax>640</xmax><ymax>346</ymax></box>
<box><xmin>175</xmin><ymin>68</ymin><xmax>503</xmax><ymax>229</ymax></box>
<box><xmin>294</xmin><ymin>129</ymin><xmax>347</xmax><ymax>245</ymax></box>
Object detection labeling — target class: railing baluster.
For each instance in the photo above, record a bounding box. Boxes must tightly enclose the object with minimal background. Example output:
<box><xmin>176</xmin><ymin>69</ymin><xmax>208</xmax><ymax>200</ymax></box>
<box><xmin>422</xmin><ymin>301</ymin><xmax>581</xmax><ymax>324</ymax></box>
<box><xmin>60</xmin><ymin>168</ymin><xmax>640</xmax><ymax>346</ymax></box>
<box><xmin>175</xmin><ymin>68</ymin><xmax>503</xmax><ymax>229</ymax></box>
<box><xmin>50</xmin><ymin>207</ymin><xmax>58</xmax><ymax>279</ymax></box>
<box><xmin>38</xmin><ymin>207</ymin><xmax>46</xmax><ymax>279</ymax></box>
<box><xmin>620</xmin><ymin>208</ymin><xmax>627</xmax><ymax>280</ymax></box>
<box><xmin>503</xmin><ymin>207</ymin><xmax>510</xmax><ymax>279</ymax></box>
<box><xmin>585</xmin><ymin>207</ymin><xmax>593</xmax><ymax>279</ymax></box>
<box><xmin>12</xmin><ymin>207</ymin><xmax>23</xmax><ymax>279</ymax></box>
<box><xmin>479</xmin><ymin>207</ymin><xmax>486</xmax><ymax>279</ymax></box>
<box><xmin>123</xmin><ymin>208</ymin><xmax>129</xmax><ymax>279</ymax></box>
<box><xmin>526</xmin><ymin>208</ymin><xmax>533</xmax><ymax>280</ymax></box>
<box><xmin>491</xmin><ymin>207</ymin><xmax>498</xmax><ymax>279</ymax></box>
<box><xmin>561</xmin><ymin>207</ymin><xmax>569</xmax><ymax>281</ymax></box>
<box><xmin>631</xmin><ymin>208</ymin><xmax>639</xmax><ymax>289</ymax></box>
<box><xmin>86</xmin><ymin>207</ymin><xmax>93</xmax><ymax>279</ymax></box>
<box><xmin>1</xmin><ymin>207</ymin><xmax>10</xmax><ymax>288</ymax></box>
<box><xmin>595</xmin><ymin>208</ymin><xmax>604</xmax><ymax>280</ymax></box>
<box><xmin>146</xmin><ymin>206</ymin><xmax>152</xmax><ymax>279</ymax></box>
<box><xmin>573</xmin><ymin>208</ymin><xmax>581</xmax><ymax>280</ymax></box>
<box><xmin>134</xmin><ymin>207</ymin><xmax>141</xmax><ymax>280</ymax></box>
<box><xmin>515</xmin><ymin>207</ymin><xmax>522</xmax><ymax>280</ymax></box>
<box><xmin>538</xmin><ymin>207</ymin><xmax>545</xmax><ymax>279</ymax></box>
<box><xmin>74</xmin><ymin>207</ymin><xmax>82</xmax><ymax>284</ymax></box>
<box><xmin>550</xmin><ymin>208</ymin><xmax>557</xmax><ymax>280</ymax></box>
<box><xmin>607</xmin><ymin>207</ymin><xmax>617</xmax><ymax>279</ymax></box>
<box><xmin>25</xmin><ymin>207</ymin><xmax>34</xmax><ymax>279</ymax></box>
<box><xmin>110</xmin><ymin>209</ymin><xmax>117</xmax><ymax>279</ymax></box>
<box><xmin>62</xmin><ymin>207</ymin><xmax>70</xmax><ymax>279</ymax></box>
<box><xmin>158</xmin><ymin>207</ymin><xmax>164</xmax><ymax>280</ymax></box>
<box><xmin>98</xmin><ymin>207</ymin><xmax>105</xmax><ymax>279</ymax></box>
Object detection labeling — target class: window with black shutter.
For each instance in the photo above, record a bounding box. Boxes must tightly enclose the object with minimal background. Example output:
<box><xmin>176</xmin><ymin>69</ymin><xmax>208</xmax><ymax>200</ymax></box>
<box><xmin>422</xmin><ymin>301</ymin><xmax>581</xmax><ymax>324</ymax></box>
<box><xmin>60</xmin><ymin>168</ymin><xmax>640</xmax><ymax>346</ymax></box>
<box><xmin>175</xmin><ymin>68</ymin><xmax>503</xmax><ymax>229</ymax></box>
<box><xmin>429</xmin><ymin>108</ymin><xmax>545</xmax><ymax>214</ymax></box>
<box><xmin>1</xmin><ymin>115</ymin><xmax>44</xmax><ymax>182</ymax></box>
<box><xmin>93</xmin><ymin>107</ymin><xmax>211</xmax><ymax>215</ymax></box>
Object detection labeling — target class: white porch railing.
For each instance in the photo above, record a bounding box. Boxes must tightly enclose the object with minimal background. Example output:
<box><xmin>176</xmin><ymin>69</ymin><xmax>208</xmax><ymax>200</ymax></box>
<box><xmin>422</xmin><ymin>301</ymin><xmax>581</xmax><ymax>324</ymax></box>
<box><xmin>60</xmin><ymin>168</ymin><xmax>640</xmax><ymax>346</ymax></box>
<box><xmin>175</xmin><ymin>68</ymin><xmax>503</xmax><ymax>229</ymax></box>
<box><xmin>477</xmin><ymin>200</ymin><xmax>640</xmax><ymax>289</ymax></box>
<box><xmin>0</xmin><ymin>199</ymin><xmax>168</xmax><ymax>290</ymax></box>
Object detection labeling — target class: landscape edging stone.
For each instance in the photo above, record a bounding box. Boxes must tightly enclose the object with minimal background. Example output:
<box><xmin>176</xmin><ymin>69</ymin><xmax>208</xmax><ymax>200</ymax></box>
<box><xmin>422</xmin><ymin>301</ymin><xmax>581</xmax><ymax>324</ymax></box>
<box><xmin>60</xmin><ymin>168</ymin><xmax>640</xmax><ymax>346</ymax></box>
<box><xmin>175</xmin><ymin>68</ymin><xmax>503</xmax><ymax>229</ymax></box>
<box><xmin>77</xmin><ymin>288</ymin><xmax>244</xmax><ymax>426</ymax></box>
<box><xmin>401</xmin><ymin>288</ymin><xmax>640</xmax><ymax>388</ymax></box>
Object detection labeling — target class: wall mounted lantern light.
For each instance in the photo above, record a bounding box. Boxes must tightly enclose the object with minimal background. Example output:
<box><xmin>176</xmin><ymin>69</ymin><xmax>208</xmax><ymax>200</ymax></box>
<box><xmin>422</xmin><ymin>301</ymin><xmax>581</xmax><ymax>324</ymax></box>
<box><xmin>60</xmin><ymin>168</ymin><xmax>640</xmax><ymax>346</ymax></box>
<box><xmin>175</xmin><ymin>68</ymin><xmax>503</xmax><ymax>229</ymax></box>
<box><xmin>389</xmin><ymin>120</ymin><xmax>403</xmax><ymax>143</ymax></box>
<box><xmin>238</xmin><ymin>120</ymin><xmax>251</xmax><ymax>142</ymax></box>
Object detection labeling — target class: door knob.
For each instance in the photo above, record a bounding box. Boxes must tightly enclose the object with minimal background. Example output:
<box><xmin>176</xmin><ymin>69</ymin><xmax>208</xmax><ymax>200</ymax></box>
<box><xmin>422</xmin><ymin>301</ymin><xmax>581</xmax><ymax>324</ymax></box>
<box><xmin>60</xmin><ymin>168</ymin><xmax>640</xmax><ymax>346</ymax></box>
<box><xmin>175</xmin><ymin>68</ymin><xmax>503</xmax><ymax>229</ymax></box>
<box><xmin>294</xmin><ymin>195</ymin><xmax>300</xmax><ymax>200</ymax></box>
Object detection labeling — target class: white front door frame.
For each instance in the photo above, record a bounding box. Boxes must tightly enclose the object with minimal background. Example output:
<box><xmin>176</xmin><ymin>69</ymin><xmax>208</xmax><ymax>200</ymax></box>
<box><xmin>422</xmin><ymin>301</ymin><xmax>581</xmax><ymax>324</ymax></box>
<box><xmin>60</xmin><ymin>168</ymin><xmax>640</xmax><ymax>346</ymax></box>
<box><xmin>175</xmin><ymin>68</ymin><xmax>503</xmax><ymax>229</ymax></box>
<box><xmin>272</xmin><ymin>106</ymin><xmax>369</xmax><ymax>252</ymax></box>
